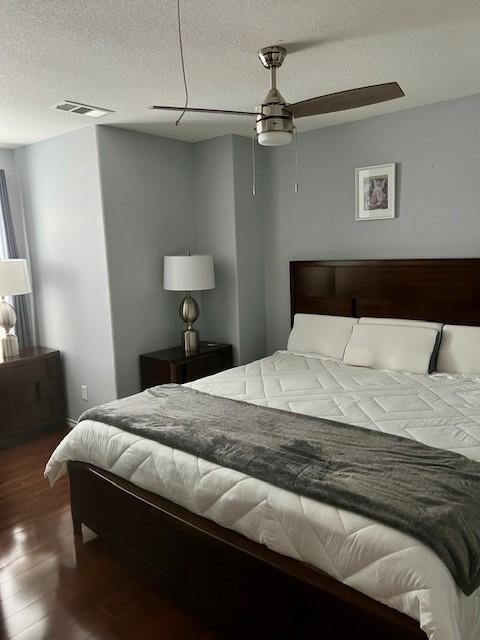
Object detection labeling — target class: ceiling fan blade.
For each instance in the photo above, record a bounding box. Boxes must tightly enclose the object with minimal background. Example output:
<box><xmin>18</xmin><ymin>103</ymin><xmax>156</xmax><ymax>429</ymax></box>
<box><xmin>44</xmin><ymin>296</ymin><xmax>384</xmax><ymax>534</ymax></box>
<box><xmin>287</xmin><ymin>82</ymin><xmax>404</xmax><ymax>118</ymax></box>
<box><xmin>150</xmin><ymin>105</ymin><xmax>257</xmax><ymax>117</ymax></box>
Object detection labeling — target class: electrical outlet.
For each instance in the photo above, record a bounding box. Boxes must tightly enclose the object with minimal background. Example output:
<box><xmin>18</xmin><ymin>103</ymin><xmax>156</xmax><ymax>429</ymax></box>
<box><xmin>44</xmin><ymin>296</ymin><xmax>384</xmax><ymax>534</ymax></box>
<box><xmin>81</xmin><ymin>385</ymin><xmax>88</xmax><ymax>401</ymax></box>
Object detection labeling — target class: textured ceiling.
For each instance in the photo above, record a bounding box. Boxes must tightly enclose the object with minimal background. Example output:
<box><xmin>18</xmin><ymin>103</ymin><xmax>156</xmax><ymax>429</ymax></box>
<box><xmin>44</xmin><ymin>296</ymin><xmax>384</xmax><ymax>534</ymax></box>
<box><xmin>1</xmin><ymin>0</ymin><xmax>480</xmax><ymax>148</ymax></box>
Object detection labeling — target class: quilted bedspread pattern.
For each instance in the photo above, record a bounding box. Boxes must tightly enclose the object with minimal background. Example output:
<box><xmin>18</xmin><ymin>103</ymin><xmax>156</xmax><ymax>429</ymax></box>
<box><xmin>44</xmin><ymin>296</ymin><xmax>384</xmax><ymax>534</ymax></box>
<box><xmin>45</xmin><ymin>352</ymin><xmax>480</xmax><ymax>640</ymax></box>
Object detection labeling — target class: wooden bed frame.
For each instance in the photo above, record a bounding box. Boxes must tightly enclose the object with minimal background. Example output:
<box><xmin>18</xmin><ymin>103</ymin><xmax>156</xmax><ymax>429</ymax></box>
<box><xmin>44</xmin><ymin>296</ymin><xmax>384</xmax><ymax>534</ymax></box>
<box><xmin>290</xmin><ymin>258</ymin><xmax>480</xmax><ymax>325</ymax></box>
<box><xmin>69</xmin><ymin>259</ymin><xmax>480</xmax><ymax>640</ymax></box>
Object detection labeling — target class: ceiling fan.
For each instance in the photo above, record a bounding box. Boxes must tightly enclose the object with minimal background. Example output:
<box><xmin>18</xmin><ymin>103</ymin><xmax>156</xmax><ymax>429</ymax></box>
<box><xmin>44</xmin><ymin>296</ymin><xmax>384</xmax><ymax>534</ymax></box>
<box><xmin>150</xmin><ymin>45</ymin><xmax>404</xmax><ymax>147</ymax></box>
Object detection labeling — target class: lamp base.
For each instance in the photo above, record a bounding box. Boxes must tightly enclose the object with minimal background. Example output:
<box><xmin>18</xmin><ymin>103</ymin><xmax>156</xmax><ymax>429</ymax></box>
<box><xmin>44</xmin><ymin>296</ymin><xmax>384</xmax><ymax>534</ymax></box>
<box><xmin>179</xmin><ymin>293</ymin><xmax>200</xmax><ymax>356</ymax></box>
<box><xmin>0</xmin><ymin>298</ymin><xmax>17</xmax><ymax>333</ymax></box>
<box><xmin>182</xmin><ymin>328</ymin><xmax>199</xmax><ymax>356</ymax></box>
<box><xmin>0</xmin><ymin>334</ymin><xmax>19</xmax><ymax>361</ymax></box>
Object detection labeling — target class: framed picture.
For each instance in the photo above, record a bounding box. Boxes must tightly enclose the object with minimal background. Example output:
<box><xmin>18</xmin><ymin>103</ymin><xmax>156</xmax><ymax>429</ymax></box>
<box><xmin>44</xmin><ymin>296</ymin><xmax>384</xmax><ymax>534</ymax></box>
<box><xmin>355</xmin><ymin>163</ymin><xmax>396</xmax><ymax>221</ymax></box>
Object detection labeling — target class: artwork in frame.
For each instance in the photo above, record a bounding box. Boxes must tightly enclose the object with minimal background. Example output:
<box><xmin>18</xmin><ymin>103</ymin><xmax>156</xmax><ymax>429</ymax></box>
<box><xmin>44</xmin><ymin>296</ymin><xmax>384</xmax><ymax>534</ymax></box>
<box><xmin>355</xmin><ymin>163</ymin><xmax>396</xmax><ymax>221</ymax></box>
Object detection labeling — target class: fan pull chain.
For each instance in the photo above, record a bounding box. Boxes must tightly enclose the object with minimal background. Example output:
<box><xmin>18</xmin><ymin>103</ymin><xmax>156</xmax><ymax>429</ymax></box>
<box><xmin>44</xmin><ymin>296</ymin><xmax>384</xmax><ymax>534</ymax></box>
<box><xmin>294</xmin><ymin>125</ymin><xmax>299</xmax><ymax>193</ymax></box>
<box><xmin>252</xmin><ymin>129</ymin><xmax>256</xmax><ymax>197</ymax></box>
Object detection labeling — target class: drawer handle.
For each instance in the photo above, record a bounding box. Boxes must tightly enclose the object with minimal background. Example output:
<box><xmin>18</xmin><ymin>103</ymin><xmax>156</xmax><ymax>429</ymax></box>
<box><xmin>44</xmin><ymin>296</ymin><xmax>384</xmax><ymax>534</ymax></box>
<box><xmin>35</xmin><ymin>381</ymin><xmax>41</xmax><ymax>402</ymax></box>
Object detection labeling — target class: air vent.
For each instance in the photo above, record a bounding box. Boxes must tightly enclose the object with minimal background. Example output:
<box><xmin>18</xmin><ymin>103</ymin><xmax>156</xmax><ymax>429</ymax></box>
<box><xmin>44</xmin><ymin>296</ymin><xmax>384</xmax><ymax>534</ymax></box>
<box><xmin>50</xmin><ymin>100</ymin><xmax>114</xmax><ymax>118</ymax></box>
<box><xmin>55</xmin><ymin>102</ymin><xmax>77</xmax><ymax>112</ymax></box>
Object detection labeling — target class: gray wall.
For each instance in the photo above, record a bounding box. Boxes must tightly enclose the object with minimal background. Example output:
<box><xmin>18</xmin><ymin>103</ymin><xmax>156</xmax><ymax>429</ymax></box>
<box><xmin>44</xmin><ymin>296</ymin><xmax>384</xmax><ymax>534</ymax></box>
<box><xmin>192</xmin><ymin>136</ymin><xmax>240</xmax><ymax>362</ymax></box>
<box><xmin>97</xmin><ymin>130</ymin><xmax>267</xmax><ymax>396</ymax></box>
<box><xmin>15</xmin><ymin>128</ymin><xmax>117</xmax><ymax>418</ymax></box>
<box><xmin>12</xmin><ymin>126</ymin><xmax>265</xmax><ymax>411</ymax></box>
<box><xmin>263</xmin><ymin>94</ymin><xmax>480</xmax><ymax>352</ymax></box>
<box><xmin>232</xmin><ymin>135</ymin><xmax>267</xmax><ymax>364</ymax></box>
<box><xmin>96</xmin><ymin>127</ymin><xmax>196</xmax><ymax>398</ymax></box>
<box><xmin>192</xmin><ymin>135</ymin><xmax>268</xmax><ymax>366</ymax></box>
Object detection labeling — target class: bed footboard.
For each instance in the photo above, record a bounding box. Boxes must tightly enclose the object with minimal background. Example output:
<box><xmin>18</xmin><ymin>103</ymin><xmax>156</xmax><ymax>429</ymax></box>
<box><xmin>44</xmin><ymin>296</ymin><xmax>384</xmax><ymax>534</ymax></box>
<box><xmin>68</xmin><ymin>461</ymin><xmax>426</xmax><ymax>640</ymax></box>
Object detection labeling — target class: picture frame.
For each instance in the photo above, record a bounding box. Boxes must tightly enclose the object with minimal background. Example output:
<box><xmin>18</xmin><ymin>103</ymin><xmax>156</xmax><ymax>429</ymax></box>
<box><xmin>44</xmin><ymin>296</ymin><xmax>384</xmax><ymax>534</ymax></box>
<box><xmin>355</xmin><ymin>163</ymin><xmax>396</xmax><ymax>221</ymax></box>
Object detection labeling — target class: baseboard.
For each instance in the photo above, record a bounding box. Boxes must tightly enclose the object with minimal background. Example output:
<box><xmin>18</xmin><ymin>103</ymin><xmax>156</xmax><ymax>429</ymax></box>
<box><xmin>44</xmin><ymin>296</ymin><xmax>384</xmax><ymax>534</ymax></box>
<box><xmin>66</xmin><ymin>418</ymin><xmax>77</xmax><ymax>430</ymax></box>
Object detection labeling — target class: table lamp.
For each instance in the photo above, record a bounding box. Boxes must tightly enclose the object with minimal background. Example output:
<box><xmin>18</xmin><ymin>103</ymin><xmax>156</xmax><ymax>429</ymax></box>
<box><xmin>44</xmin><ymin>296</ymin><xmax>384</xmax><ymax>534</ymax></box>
<box><xmin>163</xmin><ymin>254</ymin><xmax>215</xmax><ymax>355</ymax></box>
<box><xmin>0</xmin><ymin>259</ymin><xmax>32</xmax><ymax>359</ymax></box>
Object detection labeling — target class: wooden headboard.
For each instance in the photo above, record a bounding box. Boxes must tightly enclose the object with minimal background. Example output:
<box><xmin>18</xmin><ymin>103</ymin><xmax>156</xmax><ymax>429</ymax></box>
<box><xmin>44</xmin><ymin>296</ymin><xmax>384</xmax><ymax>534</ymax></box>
<box><xmin>290</xmin><ymin>259</ymin><xmax>480</xmax><ymax>326</ymax></box>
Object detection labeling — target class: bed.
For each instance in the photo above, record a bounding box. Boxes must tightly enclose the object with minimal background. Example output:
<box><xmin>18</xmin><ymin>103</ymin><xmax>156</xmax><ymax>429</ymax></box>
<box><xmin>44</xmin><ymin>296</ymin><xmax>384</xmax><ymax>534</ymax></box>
<box><xmin>46</xmin><ymin>259</ymin><xmax>480</xmax><ymax>640</ymax></box>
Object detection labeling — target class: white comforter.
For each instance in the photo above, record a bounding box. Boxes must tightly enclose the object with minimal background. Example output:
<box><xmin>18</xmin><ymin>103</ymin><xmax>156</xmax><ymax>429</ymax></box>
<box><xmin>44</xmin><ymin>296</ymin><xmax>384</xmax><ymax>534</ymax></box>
<box><xmin>46</xmin><ymin>352</ymin><xmax>480</xmax><ymax>640</ymax></box>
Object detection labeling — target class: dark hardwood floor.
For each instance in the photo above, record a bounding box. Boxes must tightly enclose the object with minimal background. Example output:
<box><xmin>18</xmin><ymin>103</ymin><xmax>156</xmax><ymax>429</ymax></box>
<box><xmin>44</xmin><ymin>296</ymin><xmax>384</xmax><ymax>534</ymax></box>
<box><xmin>0</xmin><ymin>431</ymin><xmax>223</xmax><ymax>640</ymax></box>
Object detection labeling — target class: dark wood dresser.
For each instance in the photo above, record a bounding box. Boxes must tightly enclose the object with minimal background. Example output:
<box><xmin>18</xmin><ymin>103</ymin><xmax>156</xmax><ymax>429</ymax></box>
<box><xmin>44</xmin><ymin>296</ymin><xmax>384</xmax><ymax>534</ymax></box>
<box><xmin>140</xmin><ymin>342</ymin><xmax>233</xmax><ymax>390</ymax></box>
<box><xmin>0</xmin><ymin>347</ymin><xmax>66</xmax><ymax>448</ymax></box>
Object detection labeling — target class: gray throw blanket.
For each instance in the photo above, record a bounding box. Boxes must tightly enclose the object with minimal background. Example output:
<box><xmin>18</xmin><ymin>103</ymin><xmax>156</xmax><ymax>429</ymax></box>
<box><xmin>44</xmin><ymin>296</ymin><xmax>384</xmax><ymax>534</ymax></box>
<box><xmin>80</xmin><ymin>384</ymin><xmax>480</xmax><ymax>596</ymax></box>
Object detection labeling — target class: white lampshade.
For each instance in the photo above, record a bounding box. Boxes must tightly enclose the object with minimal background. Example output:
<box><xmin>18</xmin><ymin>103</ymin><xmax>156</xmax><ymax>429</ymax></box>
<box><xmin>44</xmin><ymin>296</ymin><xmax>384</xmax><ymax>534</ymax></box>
<box><xmin>163</xmin><ymin>255</ymin><xmax>215</xmax><ymax>292</ymax></box>
<box><xmin>0</xmin><ymin>259</ymin><xmax>32</xmax><ymax>296</ymax></box>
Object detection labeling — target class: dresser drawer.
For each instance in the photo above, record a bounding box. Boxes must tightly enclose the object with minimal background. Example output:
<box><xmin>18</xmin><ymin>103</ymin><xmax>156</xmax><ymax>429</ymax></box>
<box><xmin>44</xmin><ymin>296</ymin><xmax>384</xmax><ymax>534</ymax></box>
<box><xmin>0</xmin><ymin>348</ymin><xmax>65</xmax><ymax>447</ymax></box>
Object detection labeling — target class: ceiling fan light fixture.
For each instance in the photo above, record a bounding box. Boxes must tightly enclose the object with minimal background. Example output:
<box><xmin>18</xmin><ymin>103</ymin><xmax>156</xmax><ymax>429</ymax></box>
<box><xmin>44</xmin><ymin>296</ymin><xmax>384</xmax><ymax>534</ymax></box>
<box><xmin>257</xmin><ymin>130</ymin><xmax>292</xmax><ymax>146</ymax></box>
<box><xmin>256</xmin><ymin>100</ymin><xmax>293</xmax><ymax>146</ymax></box>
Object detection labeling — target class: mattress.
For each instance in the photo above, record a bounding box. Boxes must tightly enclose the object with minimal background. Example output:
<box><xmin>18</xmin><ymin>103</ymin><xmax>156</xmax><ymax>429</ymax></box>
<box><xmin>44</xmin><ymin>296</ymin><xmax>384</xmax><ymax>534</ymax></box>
<box><xmin>45</xmin><ymin>352</ymin><xmax>480</xmax><ymax>640</ymax></box>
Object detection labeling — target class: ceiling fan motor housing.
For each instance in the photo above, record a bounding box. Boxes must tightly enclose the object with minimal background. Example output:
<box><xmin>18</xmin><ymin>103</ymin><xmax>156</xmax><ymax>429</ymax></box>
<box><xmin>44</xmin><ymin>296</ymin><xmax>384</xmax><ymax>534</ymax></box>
<box><xmin>256</xmin><ymin>88</ymin><xmax>293</xmax><ymax>145</ymax></box>
<box><xmin>256</xmin><ymin>45</ymin><xmax>293</xmax><ymax>145</ymax></box>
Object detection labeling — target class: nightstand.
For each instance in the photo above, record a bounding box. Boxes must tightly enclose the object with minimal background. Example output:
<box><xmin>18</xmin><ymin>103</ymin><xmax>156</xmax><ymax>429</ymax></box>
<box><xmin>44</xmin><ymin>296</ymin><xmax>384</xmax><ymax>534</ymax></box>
<box><xmin>0</xmin><ymin>347</ymin><xmax>66</xmax><ymax>448</ymax></box>
<box><xmin>140</xmin><ymin>342</ymin><xmax>233</xmax><ymax>390</ymax></box>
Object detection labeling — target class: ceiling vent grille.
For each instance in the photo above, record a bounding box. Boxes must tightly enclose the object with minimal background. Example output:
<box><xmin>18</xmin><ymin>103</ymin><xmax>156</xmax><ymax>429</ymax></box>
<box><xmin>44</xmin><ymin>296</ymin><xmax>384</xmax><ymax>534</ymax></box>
<box><xmin>50</xmin><ymin>100</ymin><xmax>114</xmax><ymax>118</ymax></box>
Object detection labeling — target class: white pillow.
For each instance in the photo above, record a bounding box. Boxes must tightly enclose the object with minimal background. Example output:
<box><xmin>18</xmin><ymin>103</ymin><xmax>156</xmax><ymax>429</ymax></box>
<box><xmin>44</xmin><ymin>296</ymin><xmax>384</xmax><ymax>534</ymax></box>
<box><xmin>343</xmin><ymin>323</ymin><xmax>440</xmax><ymax>374</ymax></box>
<box><xmin>287</xmin><ymin>313</ymin><xmax>358</xmax><ymax>359</ymax></box>
<box><xmin>437</xmin><ymin>325</ymin><xmax>480</xmax><ymax>374</ymax></box>
<box><xmin>359</xmin><ymin>317</ymin><xmax>443</xmax><ymax>331</ymax></box>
